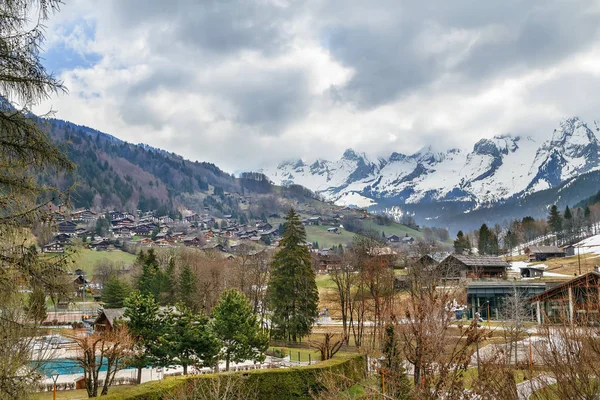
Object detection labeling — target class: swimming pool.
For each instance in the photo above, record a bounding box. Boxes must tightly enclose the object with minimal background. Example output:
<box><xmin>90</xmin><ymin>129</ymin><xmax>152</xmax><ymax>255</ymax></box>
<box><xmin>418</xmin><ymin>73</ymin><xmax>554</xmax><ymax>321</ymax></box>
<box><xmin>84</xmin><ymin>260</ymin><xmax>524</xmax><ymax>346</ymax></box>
<box><xmin>38</xmin><ymin>358</ymin><xmax>134</xmax><ymax>377</ymax></box>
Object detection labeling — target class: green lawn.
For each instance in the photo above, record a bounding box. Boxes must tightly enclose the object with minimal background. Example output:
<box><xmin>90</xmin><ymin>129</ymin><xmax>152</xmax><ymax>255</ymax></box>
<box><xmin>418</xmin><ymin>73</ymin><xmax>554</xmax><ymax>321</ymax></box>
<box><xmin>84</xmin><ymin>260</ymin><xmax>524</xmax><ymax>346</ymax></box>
<box><xmin>361</xmin><ymin>219</ymin><xmax>422</xmax><ymax>240</ymax></box>
<box><xmin>32</xmin><ymin>385</ymin><xmax>134</xmax><ymax>399</ymax></box>
<box><xmin>315</xmin><ymin>274</ymin><xmax>337</xmax><ymax>289</ymax></box>
<box><xmin>269</xmin><ymin>346</ymin><xmax>321</xmax><ymax>363</ymax></box>
<box><xmin>304</xmin><ymin>224</ymin><xmax>356</xmax><ymax>248</ymax></box>
<box><xmin>73</xmin><ymin>248</ymin><xmax>136</xmax><ymax>276</ymax></box>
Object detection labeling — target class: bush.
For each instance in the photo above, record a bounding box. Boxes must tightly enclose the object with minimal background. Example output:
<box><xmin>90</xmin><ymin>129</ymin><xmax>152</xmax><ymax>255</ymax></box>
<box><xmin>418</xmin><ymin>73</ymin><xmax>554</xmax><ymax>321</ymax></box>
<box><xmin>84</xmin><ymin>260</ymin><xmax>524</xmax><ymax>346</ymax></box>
<box><xmin>102</xmin><ymin>353</ymin><xmax>364</xmax><ymax>400</ymax></box>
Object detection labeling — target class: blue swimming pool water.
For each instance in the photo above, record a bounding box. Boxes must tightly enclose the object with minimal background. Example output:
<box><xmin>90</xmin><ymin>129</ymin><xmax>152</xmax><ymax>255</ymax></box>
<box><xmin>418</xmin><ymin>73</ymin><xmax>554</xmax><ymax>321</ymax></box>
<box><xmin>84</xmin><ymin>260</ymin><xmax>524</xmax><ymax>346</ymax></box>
<box><xmin>38</xmin><ymin>358</ymin><xmax>134</xmax><ymax>376</ymax></box>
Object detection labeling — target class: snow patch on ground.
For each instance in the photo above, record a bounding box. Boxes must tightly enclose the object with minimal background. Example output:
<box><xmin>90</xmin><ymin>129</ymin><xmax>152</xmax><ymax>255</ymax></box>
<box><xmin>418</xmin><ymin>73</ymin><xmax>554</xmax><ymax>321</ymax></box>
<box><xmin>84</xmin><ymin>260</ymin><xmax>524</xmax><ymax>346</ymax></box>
<box><xmin>509</xmin><ymin>261</ymin><xmax>570</xmax><ymax>277</ymax></box>
<box><xmin>574</xmin><ymin>234</ymin><xmax>600</xmax><ymax>255</ymax></box>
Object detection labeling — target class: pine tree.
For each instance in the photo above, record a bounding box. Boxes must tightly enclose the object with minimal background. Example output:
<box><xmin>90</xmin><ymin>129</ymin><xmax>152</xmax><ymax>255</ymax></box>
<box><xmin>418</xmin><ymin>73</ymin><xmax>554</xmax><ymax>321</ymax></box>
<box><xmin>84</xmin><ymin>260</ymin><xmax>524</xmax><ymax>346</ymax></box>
<box><xmin>164</xmin><ymin>257</ymin><xmax>177</xmax><ymax>305</ymax></box>
<box><xmin>124</xmin><ymin>291</ymin><xmax>161</xmax><ymax>384</ymax></box>
<box><xmin>548</xmin><ymin>205</ymin><xmax>563</xmax><ymax>234</ymax></box>
<box><xmin>136</xmin><ymin>249</ymin><xmax>166</xmax><ymax>302</ymax></box>
<box><xmin>155</xmin><ymin>305</ymin><xmax>220</xmax><ymax>375</ymax></box>
<box><xmin>478</xmin><ymin>224</ymin><xmax>491</xmax><ymax>255</ymax></box>
<box><xmin>453</xmin><ymin>231</ymin><xmax>469</xmax><ymax>254</ymax></box>
<box><xmin>212</xmin><ymin>289</ymin><xmax>268</xmax><ymax>371</ymax></box>
<box><xmin>178</xmin><ymin>264</ymin><xmax>196</xmax><ymax>310</ymax></box>
<box><xmin>267</xmin><ymin>208</ymin><xmax>319</xmax><ymax>342</ymax></box>
<box><xmin>585</xmin><ymin>206</ymin><xmax>592</xmax><ymax>232</ymax></box>
<box><xmin>564</xmin><ymin>206</ymin><xmax>573</xmax><ymax>240</ymax></box>
<box><xmin>102</xmin><ymin>276</ymin><xmax>130</xmax><ymax>309</ymax></box>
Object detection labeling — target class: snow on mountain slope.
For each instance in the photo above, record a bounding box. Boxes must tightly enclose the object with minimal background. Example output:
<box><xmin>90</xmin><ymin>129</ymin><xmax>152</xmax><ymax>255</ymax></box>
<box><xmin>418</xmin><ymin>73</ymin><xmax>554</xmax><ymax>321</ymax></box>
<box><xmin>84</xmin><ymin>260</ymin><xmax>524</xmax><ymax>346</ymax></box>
<box><xmin>258</xmin><ymin>117</ymin><xmax>600</xmax><ymax>209</ymax></box>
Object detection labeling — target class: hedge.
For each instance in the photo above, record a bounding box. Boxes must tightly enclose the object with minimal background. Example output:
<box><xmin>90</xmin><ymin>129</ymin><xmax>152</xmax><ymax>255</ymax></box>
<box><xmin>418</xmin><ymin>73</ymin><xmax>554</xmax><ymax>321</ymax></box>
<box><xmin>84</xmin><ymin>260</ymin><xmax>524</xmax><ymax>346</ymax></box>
<box><xmin>102</xmin><ymin>353</ymin><xmax>365</xmax><ymax>400</ymax></box>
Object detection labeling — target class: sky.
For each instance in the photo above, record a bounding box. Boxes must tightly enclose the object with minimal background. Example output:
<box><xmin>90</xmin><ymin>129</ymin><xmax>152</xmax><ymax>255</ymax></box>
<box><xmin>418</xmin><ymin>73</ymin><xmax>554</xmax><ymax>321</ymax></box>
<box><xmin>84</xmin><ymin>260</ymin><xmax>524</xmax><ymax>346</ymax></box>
<box><xmin>35</xmin><ymin>0</ymin><xmax>600</xmax><ymax>173</ymax></box>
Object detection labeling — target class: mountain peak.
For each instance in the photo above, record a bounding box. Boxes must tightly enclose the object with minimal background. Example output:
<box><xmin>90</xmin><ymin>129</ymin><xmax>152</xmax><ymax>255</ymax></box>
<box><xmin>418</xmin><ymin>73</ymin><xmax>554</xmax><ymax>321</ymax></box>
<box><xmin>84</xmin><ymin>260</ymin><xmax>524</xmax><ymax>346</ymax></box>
<box><xmin>342</xmin><ymin>148</ymin><xmax>360</xmax><ymax>161</ymax></box>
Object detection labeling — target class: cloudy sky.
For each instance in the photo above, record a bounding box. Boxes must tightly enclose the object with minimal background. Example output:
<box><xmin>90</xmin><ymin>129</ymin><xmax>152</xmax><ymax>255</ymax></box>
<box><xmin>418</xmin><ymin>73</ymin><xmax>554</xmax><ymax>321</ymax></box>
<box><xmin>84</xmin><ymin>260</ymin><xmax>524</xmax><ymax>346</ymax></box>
<box><xmin>36</xmin><ymin>0</ymin><xmax>600</xmax><ymax>172</ymax></box>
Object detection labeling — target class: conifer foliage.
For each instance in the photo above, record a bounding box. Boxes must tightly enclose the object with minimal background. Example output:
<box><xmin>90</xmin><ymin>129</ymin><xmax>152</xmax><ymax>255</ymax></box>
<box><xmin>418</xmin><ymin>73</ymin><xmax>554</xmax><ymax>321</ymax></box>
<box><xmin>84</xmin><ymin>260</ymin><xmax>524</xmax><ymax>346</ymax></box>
<box><xmin>211</xmin><ymin>289</ymin><xmax>268</xmax><ymax>371</ymax></box>
<box><xmin>267</xmin><ymin>208</ymin><xmax>319</xmax><ymax>342</ymax></box>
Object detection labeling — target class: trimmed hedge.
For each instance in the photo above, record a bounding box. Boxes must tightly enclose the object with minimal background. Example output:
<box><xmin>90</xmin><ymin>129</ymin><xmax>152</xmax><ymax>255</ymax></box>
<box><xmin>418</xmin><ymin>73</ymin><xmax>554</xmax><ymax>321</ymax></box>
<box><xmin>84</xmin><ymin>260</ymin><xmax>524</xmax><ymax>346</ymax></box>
<box><xmin>102</xmin><ymin>353</ymin><xmax>365</xmax><ymax>400</ymax></box>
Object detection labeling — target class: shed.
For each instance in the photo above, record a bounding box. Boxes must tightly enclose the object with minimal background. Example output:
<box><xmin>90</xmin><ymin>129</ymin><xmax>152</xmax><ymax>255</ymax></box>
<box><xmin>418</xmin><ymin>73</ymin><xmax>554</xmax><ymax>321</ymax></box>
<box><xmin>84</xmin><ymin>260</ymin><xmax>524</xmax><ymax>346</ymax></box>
<box><xmin>524</xmin><ymin>246</ymin><xmax>565</xmax><ymax>262</ymax></box>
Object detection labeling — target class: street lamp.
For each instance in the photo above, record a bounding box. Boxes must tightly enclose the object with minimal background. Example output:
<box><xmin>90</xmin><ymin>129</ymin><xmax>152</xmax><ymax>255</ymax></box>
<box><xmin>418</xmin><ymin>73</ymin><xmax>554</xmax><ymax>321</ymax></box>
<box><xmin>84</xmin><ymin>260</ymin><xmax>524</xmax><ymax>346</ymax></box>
<box><xmin>51</xmin><ymin>370</ymin><xmax>60</xmax><ymax>400</ymax></box>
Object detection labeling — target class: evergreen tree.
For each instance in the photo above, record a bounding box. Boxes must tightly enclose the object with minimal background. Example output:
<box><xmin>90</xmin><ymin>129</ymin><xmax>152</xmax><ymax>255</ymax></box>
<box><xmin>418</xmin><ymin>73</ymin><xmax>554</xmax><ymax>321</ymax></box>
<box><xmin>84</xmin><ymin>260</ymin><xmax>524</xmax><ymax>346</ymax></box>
<box><xmin>124</xmin><ymin>291</ymin><xmax>161</xmax><ymax>383</ymax></box>
<box><xmin>548</xmin><ymin>205</ymin><xmax>563</xmax><ymax>234</ymax></box>
<box><xmin>136</xmin><ymin>249</ymin><xmax>166</xmax><ymax>302</ymax></box>
<box><xmin>164</xmin><ymin>257</ymin><xmax>177</xmax><ymax>305</ymax></box>
<box><xmin>564</xmin><ymin>205</ymin><xmax>572</xmax><ymax>220</ymax></box>
<box><xmin>212</xmin><ymin>289</ymin><xmax>268</xmax><ymax>371</ymax></box>
<box><xmin>155</xmin><ymin>304</ymin><xmax>220</xmax><ymax>375</ymax></box>
<box><xmin>102</xmin><ymin>276</ymin><xmax>130</xmax><ymax>309</ymax></box>
<box><xmin>478</xmin><ymin>224</ymin><xmax>491</xmax><ymax>255</ymax></box>
<box><xmin>26</xmin><ymin>286</ymin><xmax>47</xmax><ymax>324</ymax></box>
<box><xmin>564</xmin><ymin>205</ymin><xmax>574</xmax><ymax>240</ymax></box>
<box><xmin>266</xmin><ymin>208</ymin><xmax>319</xmax><ymax>342</ymax></box>
<box><xmin>337</xmin><ymin>244</ymin><xmax>344</xmax><ymax>255</ymax></box>
<box><xmin>585</xmin><ymin>206</ymin><xmax>592</xmax><ymax>231</ymax></box>
<box><xmin>178</xmin><ymin>264</ymin><xmax>196</xmax><ymax>310</ymax></box>
<box><xmin>453</xmin><ymin>231</ymin><xmax>470</xmax><ymax>254</ymax></box>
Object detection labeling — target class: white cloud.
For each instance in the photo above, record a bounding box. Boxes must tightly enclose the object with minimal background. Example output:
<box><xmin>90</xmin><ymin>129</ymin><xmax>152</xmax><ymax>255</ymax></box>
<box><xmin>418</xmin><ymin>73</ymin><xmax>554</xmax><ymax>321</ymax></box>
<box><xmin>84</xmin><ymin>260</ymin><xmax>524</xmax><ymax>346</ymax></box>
<box><xmin>35</xmin><ymin>0</ymin><xmax>600</xmax><ymax>172</ymax></box>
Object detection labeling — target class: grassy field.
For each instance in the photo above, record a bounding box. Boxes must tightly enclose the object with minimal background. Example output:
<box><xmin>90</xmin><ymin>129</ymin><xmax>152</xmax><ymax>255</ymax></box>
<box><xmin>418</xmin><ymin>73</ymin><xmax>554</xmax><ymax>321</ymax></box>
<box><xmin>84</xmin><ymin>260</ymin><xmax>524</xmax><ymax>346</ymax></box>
<box><xmin>315</xmin><ymin>274</ymin><xmax>337</xmax><ymax>289</ymax></box>
<box><xmin>531</xmin><ymin>253</ymin><xmax>600</xmax><ymax>276</ymax></box>
<box><xmin>268</xmin><ymin>346</ymin><xmax>321</xmax><ymax>362</ymax></box>
<box><xmin>72</xmin><ymin>249</ymin><xmax>136</xmax><ymax>276</ymax></box>
<box><xmin>32</xmin><ymin>386</ymin><xmax>134</xmax><ymax>399</ymax></box>
<box><xmin>361</xmin><ymin>219</ymin><xmax>422</xmax><ymax>240</ymax></box>
<box><xmin>304</xmin><ymin>224</ymin><xmax>357</xmax><ymax>248</ymax></box>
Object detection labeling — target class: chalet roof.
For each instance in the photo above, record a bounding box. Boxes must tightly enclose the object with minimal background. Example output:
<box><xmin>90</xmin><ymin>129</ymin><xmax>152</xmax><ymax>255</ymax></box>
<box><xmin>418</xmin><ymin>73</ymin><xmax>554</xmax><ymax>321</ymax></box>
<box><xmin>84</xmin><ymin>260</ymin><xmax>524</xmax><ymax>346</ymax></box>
<box><xmin>527</xmin><ymin>246</ymin><xmax>564</xmax><ymax>254</ymax></box>
<box><xmin>95</xmin><ymin>308</ymin><xmax>126</xmax><ymax>327</ymax></box>
<box><xmin>443</xmin><ymin>254</ymin><xmax>510</xmax><ymax>268</ymax></box>
<box><xmin>528</xmin><ymin>272</ymin><xmax>600</xmax><ymax>302</ymax></box>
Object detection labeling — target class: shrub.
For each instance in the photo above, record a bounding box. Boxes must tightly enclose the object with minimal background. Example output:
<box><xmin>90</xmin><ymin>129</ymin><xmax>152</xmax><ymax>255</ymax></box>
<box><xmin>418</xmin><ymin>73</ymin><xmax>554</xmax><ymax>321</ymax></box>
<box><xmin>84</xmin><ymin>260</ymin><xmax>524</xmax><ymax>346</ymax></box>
<box><xmin>102</xmin><ymin>353</ymin><xmax>364</xmax><ymax>400</ymax></box>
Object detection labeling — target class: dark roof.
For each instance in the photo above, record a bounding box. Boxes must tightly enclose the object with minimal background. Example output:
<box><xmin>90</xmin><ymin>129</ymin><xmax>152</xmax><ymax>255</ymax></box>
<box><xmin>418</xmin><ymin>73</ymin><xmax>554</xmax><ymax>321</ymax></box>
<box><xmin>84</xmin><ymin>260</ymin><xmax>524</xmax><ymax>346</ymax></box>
<box><xmin>443</xmin><ymin>254</ymin><xmax>510</xmax><ymax>268</ymax></box>
<box><xmin>527</xmin><ymin>246</ymin><xmax>564</xmax><ymax>254</ymax></box>
<box><xmin>528</xmin><ymin>272</ymin><xmax>600</xmax><ymax>302</ymax></box>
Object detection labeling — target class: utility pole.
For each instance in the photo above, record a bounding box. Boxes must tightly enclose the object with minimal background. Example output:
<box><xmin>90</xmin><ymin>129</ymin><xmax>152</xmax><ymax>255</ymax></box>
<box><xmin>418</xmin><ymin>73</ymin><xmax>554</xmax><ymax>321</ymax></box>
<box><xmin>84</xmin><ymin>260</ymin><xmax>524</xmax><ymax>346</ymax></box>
<box><xmin>578</xmin><ymin>245</ymin><xmax>582</xmax><ymax>276</ymax></box>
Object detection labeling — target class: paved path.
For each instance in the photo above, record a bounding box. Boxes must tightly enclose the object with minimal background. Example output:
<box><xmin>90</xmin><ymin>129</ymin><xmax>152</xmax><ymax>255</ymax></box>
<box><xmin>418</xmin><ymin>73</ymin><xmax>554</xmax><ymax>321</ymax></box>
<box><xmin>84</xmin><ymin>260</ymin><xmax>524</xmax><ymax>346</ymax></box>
<box><xmin>516</xmin><ymin>375</ymin><xmax>555</xmax><ymax>400</ymax></box>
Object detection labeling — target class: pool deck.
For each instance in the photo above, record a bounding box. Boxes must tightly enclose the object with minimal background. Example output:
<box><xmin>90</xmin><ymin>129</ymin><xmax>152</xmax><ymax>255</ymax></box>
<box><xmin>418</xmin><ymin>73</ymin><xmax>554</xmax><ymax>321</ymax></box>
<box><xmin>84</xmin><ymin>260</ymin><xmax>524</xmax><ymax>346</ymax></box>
<box><xmin>40</xmin><ymin>356</ymin><xmax>290</xmax><ymax>386</ymax></box>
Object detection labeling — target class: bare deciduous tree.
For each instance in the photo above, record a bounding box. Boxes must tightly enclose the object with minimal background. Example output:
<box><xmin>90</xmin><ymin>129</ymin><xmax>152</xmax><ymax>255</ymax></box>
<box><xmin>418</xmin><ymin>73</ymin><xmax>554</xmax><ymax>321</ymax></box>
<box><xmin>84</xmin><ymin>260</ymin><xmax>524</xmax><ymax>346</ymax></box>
<box><xmin>69</xmin><ymin>324</ymin><xmax>134</xmax><ymax>397</ymax></box>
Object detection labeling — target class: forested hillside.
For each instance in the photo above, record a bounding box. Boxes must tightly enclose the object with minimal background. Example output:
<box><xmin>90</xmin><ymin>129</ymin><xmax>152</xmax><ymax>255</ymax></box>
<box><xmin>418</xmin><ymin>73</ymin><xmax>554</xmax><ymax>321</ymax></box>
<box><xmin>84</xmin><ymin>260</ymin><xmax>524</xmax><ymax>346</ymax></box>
<box><xmin>44</xmin><ymin>119</ymin><xmax>322</xmax><ymax>216</ymax></box>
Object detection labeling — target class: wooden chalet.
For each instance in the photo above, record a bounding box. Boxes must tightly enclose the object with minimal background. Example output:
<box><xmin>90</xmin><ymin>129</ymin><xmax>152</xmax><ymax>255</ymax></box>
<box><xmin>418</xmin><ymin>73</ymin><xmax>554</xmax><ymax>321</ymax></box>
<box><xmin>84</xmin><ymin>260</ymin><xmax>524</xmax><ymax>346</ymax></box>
<box><xmin>72</xmin><ymin>209</ymin><xmax>97</xmax><ymax>222</ymax></box>
<box><xmin>42</xmin><ymin>242</ymin><xmax>65</xmax><ymax>253</ymax></box>
<box><xmin>111</xmin><ymin>217</ymin><xmax>135</xmax><ymax>227</ymax></box>
<box><xmin>524</xmin><ymin>246</ymin><xmax>565</xmax><ymax>262</ymax></box>
<box><xmin>94</xmin><ymin>308</ymin><xmax>125</xmax><ymax>331</ymax></box>
<box><xmin>53</xmin><ymin>233</ymin><xmax>71</xmax><ymax>243</ymax></box>
<box><xmin>437</xmin><ymin>254</ymin><xmax>510</xmax><ymax>279</ymax></box>
<box><xmin>58</xmin><ymin>220</ymin><xmax>77</xmax><ymax>234</ymax></box>
<box><xmin>386</xmin><ymin>234</ymin><xmax>401</xmax><ymax>243</ymax></box>
<box><xmin>183</xmin><ymin>236</ymin><xmax>203</xmax><ymax>247</ymax></box>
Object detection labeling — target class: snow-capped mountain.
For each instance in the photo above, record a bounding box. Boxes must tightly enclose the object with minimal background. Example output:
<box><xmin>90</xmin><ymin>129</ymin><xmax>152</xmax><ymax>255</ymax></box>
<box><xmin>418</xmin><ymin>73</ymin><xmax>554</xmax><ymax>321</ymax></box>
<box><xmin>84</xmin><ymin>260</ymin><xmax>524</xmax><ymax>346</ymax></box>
<box><xmin>259</xmin><ymin>117</ymin><xmax>600</xmax><ymax>218</ymax></box>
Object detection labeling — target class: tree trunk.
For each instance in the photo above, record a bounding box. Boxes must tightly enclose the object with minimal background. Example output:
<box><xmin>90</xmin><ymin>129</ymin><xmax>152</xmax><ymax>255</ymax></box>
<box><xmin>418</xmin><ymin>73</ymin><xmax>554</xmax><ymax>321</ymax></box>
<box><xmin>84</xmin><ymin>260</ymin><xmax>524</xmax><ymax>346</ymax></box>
<box><xmin>183</xmin><ymin>364</ymin><xmax>188</xmax><ymax>375</ymax></box>
<box><xmin>137</xmin><ymin>366</ymin><xmax>143</xmax><ymax>384</ymax></box>
<box><xmin>225</xmin><ymin>355</ymin><xmax>230</xmax><ymax>371</ymax></box>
